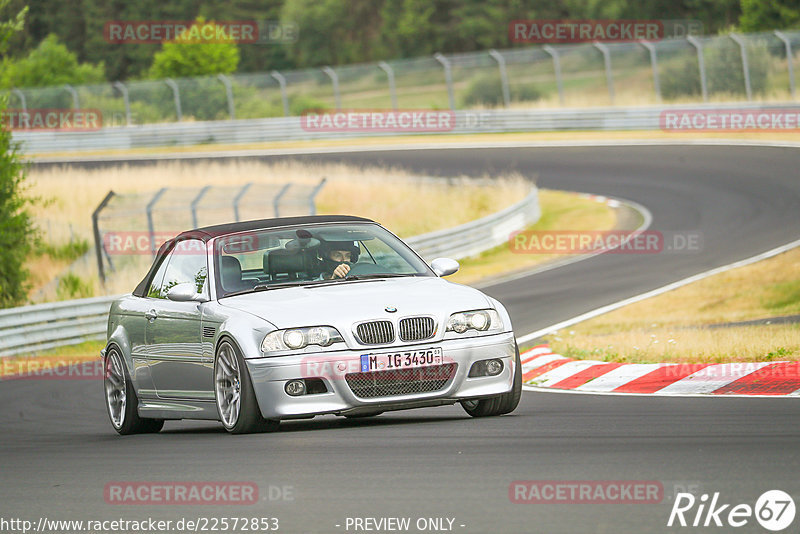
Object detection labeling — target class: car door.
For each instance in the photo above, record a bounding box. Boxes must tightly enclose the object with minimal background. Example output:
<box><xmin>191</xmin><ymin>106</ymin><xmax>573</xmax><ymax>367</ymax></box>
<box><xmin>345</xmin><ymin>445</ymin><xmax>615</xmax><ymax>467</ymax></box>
<box><xmin>144</xmin><ymin>239</ymin><xmax>213</xmax><ymax>400</ymax></box>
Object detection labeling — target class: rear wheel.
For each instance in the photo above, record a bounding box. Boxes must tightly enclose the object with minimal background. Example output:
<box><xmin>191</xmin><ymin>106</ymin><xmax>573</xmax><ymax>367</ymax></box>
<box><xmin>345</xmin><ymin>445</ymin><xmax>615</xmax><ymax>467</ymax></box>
<box><xmin>215</xmin><ymin>339</ymin><xmax>279</xmax><ymax>434</ymax></box>
<box><xmin>461</xmin><ymin>343</ymin><xmax>522</xmax><ymax>417</ymax></box>
<box><xmin>104</xmin><ymin>346</ymin><xmax>164</xmax><ymax>435</ymax></box>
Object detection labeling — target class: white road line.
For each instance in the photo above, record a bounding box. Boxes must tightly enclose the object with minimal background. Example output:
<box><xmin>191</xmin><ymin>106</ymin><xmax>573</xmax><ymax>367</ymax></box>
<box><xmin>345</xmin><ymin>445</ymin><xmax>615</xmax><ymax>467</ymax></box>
<box><xmin>572</xmin><ymin>363</ymin><xmax>661</xmax><ymax>392</ymax></box>
<box><xmin>655</xmin><ymin>362</ymin><xmax>774</xmax><ymax>394</ymax></box>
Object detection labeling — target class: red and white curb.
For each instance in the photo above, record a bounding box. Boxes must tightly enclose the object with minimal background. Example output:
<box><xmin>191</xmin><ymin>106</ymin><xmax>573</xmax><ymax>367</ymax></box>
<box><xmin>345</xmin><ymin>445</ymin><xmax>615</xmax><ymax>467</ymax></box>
<box><xmin>520</xmin><ymin>345</ymin><xmax>800</xmax><ymax>396</ymax></box>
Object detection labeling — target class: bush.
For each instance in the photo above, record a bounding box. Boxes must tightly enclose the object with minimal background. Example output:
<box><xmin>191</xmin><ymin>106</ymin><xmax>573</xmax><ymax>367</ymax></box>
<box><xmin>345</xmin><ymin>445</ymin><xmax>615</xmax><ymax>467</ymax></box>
<box><xmin>660</xmin><ymin>39</ymin><xmax>770</xmax><ymax>100</ymax></box>
<box><xmin>0</xmin><ymin>34</ymin><xmax>104</xmax><ymax>95</ymax></box>
<box><xmin>0</xmin><ymin>98</ymin><xmax>34</xmax><ymax>308</ymax></box>
<box><xmin>56</xmin><ymin>273</ymin><xmax>94</xmax><ymax>300</ymax></box>
<box><xmin>706</xmin><ymin>40</ymin><xmax>769</xmax><ymax>95</ymax></box>
<box><xmin>460</xmin><ymin>73</ymin><xmax>541</xmax><ymax>107</ymax></box>
<box><xmin>149</xmin><ymin>19</ymin><xmax>240</xmax><ymax>79</ymax></box>
<box><xmin>660</xmin><ymin>56</ymin><xmax>702</xmax><ymax>100</ymax></box>
<box><xmin>0</xmin><ymin>1</ymin><xmax>37</xmax><ymax>308</ymax></box>
<box><xmin>289</xmin><ymin>94</ymin><xmax>329</xmax><ymax>115</ymax></box>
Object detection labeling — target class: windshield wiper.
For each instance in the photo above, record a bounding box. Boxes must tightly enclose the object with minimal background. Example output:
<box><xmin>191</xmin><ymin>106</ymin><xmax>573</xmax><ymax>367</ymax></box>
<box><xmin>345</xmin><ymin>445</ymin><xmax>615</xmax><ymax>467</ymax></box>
<box><xmin>252</xmin><ymin>280</ymin><xmax>322</xmax><ymax>291</ymax></box>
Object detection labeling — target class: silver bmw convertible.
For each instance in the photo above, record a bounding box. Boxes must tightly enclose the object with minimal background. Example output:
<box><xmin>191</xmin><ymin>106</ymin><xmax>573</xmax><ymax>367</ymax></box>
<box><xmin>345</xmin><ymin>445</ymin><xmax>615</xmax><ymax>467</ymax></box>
<box><xmin>102</xmin><ymin>215</ymin><xmax>521</xmax><ymax>434</ymax></box>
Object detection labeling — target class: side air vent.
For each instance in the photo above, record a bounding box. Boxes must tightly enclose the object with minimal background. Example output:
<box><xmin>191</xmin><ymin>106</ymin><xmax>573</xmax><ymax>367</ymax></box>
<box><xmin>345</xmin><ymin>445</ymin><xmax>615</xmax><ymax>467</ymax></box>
<box><xmin>202</xmin><ymin>326</ymin><xmax>216</xmax><ymax>338</ymax></box>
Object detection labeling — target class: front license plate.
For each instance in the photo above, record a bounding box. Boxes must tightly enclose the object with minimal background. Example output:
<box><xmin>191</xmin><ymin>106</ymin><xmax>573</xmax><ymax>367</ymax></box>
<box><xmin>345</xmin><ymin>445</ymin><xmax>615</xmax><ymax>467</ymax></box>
<box><xmin>361</xmin><ymin>348</ymin><xmax>443</xmax><ymax>372</ymax></box>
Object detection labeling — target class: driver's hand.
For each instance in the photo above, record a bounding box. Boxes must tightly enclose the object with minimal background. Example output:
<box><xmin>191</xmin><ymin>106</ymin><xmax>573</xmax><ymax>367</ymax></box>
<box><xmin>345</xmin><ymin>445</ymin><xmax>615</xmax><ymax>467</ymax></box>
<box><xmin>332</xmin><ymin>263</ymin><xmax>350</xmax><ymax>279</ymax></box>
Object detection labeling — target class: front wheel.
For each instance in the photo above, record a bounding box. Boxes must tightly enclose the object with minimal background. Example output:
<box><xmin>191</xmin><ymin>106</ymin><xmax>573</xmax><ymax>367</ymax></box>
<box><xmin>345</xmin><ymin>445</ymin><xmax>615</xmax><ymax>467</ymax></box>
<box><xmin>215</xmin><ymin>339</ymin><xmax>279</xmax><ymax>434</ymax></box>
<box><xmin>104</xmin><ymin>346</ymin><xmax>164</xmax><ymax>435</ymax></box>
<box><xmin>461</xmin><ymin>343</ymin><xmax>522</xmax><ymax>418</ymax></box>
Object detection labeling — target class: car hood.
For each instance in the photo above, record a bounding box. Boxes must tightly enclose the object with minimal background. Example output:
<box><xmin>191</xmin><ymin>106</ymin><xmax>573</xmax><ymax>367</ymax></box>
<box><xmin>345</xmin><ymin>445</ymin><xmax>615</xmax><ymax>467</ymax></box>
<box><xmin>218</xmin><ymin>276</ymin><xmax>491</xmax><ymax>329</ymax></box>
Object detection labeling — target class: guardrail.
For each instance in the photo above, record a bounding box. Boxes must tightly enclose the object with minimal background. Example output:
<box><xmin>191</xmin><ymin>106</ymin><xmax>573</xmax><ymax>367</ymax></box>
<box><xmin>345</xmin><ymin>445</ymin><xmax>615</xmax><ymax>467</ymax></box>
<box><xmin>408</xmin><ymin>187</ymin><xmax>539</xmax><ymax>261</ymax></box>
<box><xmin>0</xmin><ymin>296</ymin><xmax>116</xmax><ymax>357</ymax></box>
<box><xmin>0</xmin><ymin>183</ymin><xmax>539</xmax><ymax>357</ymax></box>
<box><xmin>13</xmin><ymin>102</ymin><xmax>800</xmax><ymax>154</ymax></box>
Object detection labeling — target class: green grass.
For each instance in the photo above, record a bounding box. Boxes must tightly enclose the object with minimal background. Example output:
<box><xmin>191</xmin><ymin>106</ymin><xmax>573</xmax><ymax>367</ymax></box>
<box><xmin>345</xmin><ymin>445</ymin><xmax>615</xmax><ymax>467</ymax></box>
<box><xmin>761</xmin><ymin>280</ymin><xmax>800</xmax><ymax>315</ymax></box>
<box><xmin>34</xmin><ymin>238</ymin><xmax>89</xmax><ymax>261</ymax></box>
<box><xmin>450</xmin><ymin>189</ymin><xmax>617</xmax><ymax>285</ymax></box>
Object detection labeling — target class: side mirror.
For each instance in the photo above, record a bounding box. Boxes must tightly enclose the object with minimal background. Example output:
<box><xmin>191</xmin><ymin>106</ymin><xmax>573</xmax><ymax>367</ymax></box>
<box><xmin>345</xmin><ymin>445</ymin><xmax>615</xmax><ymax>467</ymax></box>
<box><xmin>430</xmin><ymin>257</ymin><xmax>459</xmax><ymax>277</ymax></box>
<box><xmin>167</xmin><ymin>282</ymin><xmax>208</xmax><ymax>302</ymax></box>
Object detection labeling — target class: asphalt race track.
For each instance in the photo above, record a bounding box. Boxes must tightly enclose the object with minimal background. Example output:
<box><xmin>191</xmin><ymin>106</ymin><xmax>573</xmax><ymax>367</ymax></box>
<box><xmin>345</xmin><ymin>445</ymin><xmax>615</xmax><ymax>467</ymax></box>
<box><xmin>3</xmin><ymin>145</ymin><xmax>800</xmax><ymax>533</ymax></box>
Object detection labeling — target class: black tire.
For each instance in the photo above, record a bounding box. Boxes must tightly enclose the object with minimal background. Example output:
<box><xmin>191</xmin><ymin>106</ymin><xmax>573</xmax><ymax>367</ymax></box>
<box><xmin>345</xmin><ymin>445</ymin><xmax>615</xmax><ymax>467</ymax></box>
<box><xmin>214</xmin><ymin>339</ymin><xmax>280</xmax><ymax>435</ymax></box>
<box><xmin>461</xmin><ymin>342</ymin><xmax>522</xmax><ymax>418</ymax></box>
<box><xmin>104</xmin><ymin>346</ymin><xmax>164</xmax><ymax>435</ymax></box>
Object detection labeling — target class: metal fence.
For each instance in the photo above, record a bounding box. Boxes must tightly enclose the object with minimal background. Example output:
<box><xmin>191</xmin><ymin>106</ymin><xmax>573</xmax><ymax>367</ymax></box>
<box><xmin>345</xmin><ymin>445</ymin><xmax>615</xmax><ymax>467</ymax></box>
<box><xmin>15</xmin><ymin>102</ymin><xmax>800</xmax><ymax>154</ymax></box>
<box><xmin>1</xmin><ymin>182</ymin><xmax>539</xmax><ymax>357</ymax></box>
<box><xmin>91</xmin><ymin>179</ymin><xmax>327</xmax><ymax>283</ymax></box>
<box><xmin>5</xmin><ymin>30</ymin><xmax>800</xmax><ymax>130</ymax></box>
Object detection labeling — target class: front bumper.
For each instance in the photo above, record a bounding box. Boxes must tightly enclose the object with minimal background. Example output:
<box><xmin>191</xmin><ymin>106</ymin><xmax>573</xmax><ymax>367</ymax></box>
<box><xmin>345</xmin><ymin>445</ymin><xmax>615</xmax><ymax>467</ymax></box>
<box><xmin>245</xmin><ymin>332</ymin><xmax>516</xmax><ymax>420</ymax></box>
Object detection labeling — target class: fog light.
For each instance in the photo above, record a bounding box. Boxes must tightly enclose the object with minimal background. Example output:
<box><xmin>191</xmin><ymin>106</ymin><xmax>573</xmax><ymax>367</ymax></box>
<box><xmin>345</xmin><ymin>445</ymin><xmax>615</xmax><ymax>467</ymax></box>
<box><xmin>486</xmin><ymin>359</ymin><xmax>503</xmax><ymax>376</ymax></box>
<box><xmin>285</xmin><ymin>379</ymin><xmax>306</xmax><ymax>396</ymax></box>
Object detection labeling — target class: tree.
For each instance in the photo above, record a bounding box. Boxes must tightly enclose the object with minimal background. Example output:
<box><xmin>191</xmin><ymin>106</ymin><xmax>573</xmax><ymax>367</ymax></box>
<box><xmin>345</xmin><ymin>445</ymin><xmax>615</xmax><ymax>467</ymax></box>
<box><xmin>0</xmin><ymin>0</ymin><xmax>36</xmax><ymax>308</ymax></box>
<box><xmin>0</xmin><ymin>33</ymin><xmax>105</xmax><ymax>89</ymax></box>
<box><xmin>739</xmin><ymin>0</ymin><xmax>800</xmax><ymax>32</ymax></box>
<box><xmin>149</xmin><ymin>18</ymin><xmax>240</xmax><ymax>78</ymax></box>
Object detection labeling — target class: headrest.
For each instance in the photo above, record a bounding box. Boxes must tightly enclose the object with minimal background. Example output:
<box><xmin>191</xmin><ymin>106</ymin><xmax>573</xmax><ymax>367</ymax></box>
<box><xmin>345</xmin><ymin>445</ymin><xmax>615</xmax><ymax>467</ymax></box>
<box><xmin>220</xmin><ymin>256</ymin><xmax>243</xmax><ymax>284</ymax></box>
<box><xmin>266</xmin><ymin>249</ymin><xmax>317</xmax><ymax>280</ymax></box>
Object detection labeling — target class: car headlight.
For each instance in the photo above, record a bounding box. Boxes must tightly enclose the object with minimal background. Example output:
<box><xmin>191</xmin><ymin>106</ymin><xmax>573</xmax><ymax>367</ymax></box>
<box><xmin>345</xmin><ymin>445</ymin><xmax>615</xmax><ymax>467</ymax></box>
<box><xmin>261</xmin><ymin>326</ymin><xmax>344</xmax><ymax>353</ymax></box>
<box><xmin>446</xmin><ymin>309</ymin><xmax>503</xmax><ymax>334</ymax></box>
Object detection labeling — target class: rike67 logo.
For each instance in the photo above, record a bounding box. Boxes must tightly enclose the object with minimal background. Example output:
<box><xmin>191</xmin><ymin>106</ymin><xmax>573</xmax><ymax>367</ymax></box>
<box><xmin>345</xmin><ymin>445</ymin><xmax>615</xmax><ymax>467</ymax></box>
<box><xmin>668</xmin><ymin>490</ymin><xmax>795</xmax><ymax>531</ymax></box>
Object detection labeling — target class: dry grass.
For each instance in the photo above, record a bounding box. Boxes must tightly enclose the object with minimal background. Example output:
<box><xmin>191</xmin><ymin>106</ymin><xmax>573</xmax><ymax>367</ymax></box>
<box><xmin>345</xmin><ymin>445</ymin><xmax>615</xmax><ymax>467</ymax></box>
<box><xmin>551</xmin><ymin>324</ymin><xmax>800</xmax><ymax>364</ymax></box>
<box><xmin>570</xmin><ymin>248</ymin><xmax>800</xmax><ymax>332</ymax></box>
<box><xmin>547</xmin><ymin>247</ymin><xmax>800</xmax><ymax>363</ymax></box>
<box><xmin>25</xmin><ymin>160</ymin><xmax>529</xmax><ymax>297</ymax></box>
<box><xmin>450</xmin><ymin>190</ymin><xmax>618</xmax><ymax>285</ymax></box>
<box><xmin>27</xmin><ymin>160</ymin><xmax>528</xmax><ymax>240</ymax></box>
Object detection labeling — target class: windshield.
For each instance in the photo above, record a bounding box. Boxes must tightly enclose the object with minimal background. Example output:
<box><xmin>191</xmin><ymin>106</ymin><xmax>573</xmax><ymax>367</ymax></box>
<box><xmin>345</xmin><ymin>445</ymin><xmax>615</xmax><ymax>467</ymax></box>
<box><xmin>213</xmin><ymin>222</ymin><xmax>433</xmax><ymax>298</ymax></box>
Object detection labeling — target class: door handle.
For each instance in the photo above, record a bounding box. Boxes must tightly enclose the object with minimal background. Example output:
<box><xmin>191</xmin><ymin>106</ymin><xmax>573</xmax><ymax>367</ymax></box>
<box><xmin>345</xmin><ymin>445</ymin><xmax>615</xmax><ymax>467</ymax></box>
<box><xmin>145</xmin><ymin>310</ymin><xmax>158</xmax><ymax>321</ymax></box>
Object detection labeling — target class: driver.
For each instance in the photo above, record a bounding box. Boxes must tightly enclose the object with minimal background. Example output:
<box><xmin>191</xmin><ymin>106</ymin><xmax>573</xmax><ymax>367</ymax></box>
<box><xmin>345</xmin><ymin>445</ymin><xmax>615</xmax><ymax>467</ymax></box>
<box><xmin>318</xmin><ymin>240</ymin><xmax>359</xmax><ymax>279</ymax></box>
